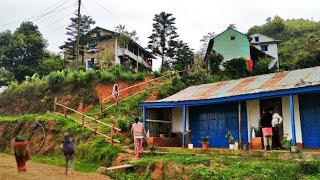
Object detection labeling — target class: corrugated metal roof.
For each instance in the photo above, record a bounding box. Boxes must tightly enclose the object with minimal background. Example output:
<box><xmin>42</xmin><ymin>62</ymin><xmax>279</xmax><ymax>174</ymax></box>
<box><xmin>150</xmin><ymin>66</ymin><xmax>320</xmax><ymax>103</ymax></box>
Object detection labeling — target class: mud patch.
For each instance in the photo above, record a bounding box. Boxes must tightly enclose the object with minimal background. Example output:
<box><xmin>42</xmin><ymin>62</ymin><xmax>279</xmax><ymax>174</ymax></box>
<box><xmin>0</xmin><ymin>121</ymin><xmax>59</xmax><ymax>155</ymax></box>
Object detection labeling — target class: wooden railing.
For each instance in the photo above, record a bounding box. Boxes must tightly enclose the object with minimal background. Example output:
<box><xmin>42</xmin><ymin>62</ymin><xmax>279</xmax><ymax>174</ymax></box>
<box><xmin>100</xmin><ymin>70</ymin><xmax>184</xmax><ymax>113</ymax></box>
<box><xmin>53</xmin><ymin>97</ymin><xmax>121</xmax><ymax>144</ymax></box>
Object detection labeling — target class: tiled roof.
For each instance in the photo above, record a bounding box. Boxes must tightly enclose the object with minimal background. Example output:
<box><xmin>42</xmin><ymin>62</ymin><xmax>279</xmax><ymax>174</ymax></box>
<box><xmin>151</xmin><ymin>66</ymin><xmax>320</xmax><ymax>103</ymax></box>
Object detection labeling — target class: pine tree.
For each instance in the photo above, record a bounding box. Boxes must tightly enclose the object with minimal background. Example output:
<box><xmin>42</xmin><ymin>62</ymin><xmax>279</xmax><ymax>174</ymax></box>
<box><xmin>61</xmin><ymin>15</ymin><xmax>95</xmax><ymax>65</ymax></box>
<box><xmin>148</xmin><ymin>12</ymin><xmax>179</xmax><ymax>72</ymax></box>
<box><xmin>169</xmin><ymin>40</ymin><xmax>194</xmax><ymax>71</ymax></box>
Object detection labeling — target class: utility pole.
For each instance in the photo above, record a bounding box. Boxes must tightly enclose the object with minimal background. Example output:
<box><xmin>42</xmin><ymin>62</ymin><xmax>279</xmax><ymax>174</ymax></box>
<box><xmin>76</xmin><ymin>0</ymin><xmax>82</xmax><ymax>66</ymax></box>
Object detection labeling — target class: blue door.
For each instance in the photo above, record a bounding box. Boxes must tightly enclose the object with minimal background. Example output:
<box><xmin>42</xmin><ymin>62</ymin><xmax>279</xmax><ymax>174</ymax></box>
<box><xmin>300</xmin><ymin>93</ymin><xmax>320</xmax><ymax>148</ymax></box>
<box><xmin>189</xmin><ymin>102</ymin><xmax>248</xmax><ymax>148</ymax></box>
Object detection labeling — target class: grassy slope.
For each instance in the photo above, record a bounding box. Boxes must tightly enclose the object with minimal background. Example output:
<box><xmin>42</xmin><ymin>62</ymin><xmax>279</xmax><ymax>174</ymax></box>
<box><xmin>111</xmin><ymin>153</ymin><xmax>320</xmax><ymax>179</ymax></box>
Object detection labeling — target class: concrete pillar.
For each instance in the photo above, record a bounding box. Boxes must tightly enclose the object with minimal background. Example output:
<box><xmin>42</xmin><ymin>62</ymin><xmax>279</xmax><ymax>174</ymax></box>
<box><xmin>289</xmin><ymin>94</ymin><xmax>296</xmax><ymax>145</ymax></box>
<box><xmin>182</xmin><ymin>106</ymin><xmax>187</xmax><ymax>147</ymax></box>
<box><xmin>142</xmin><ymin>107</ymin><xmax>146</xmax><ymax>129</ymax></box>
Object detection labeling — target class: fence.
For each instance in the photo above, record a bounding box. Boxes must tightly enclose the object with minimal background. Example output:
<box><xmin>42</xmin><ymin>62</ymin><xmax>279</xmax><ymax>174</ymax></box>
<box><xmin>53</xmin><ymin>97</ymin><xmax>121</xmax><ymax>144</ymax></box>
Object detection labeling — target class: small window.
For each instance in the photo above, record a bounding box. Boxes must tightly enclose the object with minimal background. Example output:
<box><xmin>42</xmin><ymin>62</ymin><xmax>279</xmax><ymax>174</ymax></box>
<box><xmin>261</xmin><ymin>45</ymin><xmax>268</xmax><ymax>51</ymax></box>
<box><xmin>231</xmin><ymin>36</ymin><xmax>235</xmax><ymax>40</ymax></box>
<box><xmin>255</xmin><ymin>36</ymin><xmax>260</xmax><ymax>42</ymax></box>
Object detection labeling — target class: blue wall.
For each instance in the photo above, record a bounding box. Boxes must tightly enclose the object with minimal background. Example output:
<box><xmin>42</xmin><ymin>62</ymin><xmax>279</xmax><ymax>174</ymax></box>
<box><xmin>189</xmin><ymin>102</ymin><xmax>248</xmax><ymax>148</ymax></box>
<box><xmin>300</xmin><ymin>93</ymin><xmax>320</xmax><ymax>148</ymax></box>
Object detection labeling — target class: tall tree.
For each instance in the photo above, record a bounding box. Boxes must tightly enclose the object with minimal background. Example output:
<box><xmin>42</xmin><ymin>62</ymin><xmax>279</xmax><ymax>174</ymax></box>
<box><xmin>0</xmin><ymin>22</ymin><xmax>47</xmax><ymax>82</ymax></box>
<box><xmin>148</xmin><ymin>12</ymin><xmax>179</xmax><ymax>72</ymax></box>
<box><xmin>61</xmin><ymin>15</ymin><xmax>95</xmax><ymax>65</ymax></box>
<box><xmin>168</xmin><ymin>40</ymin><xmax>194</xmax><ymax>71</ymax></box>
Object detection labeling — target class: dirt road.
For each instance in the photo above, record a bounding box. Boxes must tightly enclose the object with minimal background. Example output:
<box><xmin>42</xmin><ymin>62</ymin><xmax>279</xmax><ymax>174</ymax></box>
<box><xmin>0</xmin><ymin>155</ymin><xmax>110</xmax><ymax>180</ymax></box>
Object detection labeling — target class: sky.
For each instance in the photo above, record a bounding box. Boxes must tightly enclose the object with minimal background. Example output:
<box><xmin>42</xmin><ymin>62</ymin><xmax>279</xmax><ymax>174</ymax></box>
<box><xmin>0</xmin><ymin>0</ymin><xmax>319</xmax><ymax>56</ymax></box>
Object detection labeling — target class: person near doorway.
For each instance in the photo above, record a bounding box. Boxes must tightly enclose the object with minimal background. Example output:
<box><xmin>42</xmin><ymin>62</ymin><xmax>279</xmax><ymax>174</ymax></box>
<box><xmin>270</xmin><ymin>109</ymin><xmax>283</xmax><ymax>149</ymax></box>
<box><xmin>131</xmin><ymin>118</ymin><xmax>146</xmax><ymax>158</ymax></box>
<box><xmin>260</xmin><ymin>109</ymin><xmax>273</xmax><ymax>150</ymax></box>
<box><xmin>62</xmin><ymin>132</ymin><xmax>75</xmax><ymax>175</ymax></box>
<box><xmin>13</xmin><ymin>135</ymin><xmax>31</xmax><ymax>172</ymax></box>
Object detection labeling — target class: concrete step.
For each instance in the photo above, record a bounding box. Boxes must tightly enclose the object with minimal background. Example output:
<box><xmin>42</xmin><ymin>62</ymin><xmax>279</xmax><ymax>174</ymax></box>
<box><xmin>106</xmin><ymin>164</ymin><xmax>133</xmax><ymax>171</ymax></box>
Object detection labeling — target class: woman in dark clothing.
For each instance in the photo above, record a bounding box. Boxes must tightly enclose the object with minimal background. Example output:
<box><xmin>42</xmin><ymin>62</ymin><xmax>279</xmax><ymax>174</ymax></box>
<box><xmin>62</xmin><ymin>132</ymin><xmax>75</xmax><ymax>175</ymax></box>
<box><xmin>260</xmin><ymin>110</ymin><xmax>273</xmax><ymax>150</ymax></box>
<box><xmin>13</xmin><ymin>135</ymin><xmax>31</xmax><ymax>172</ymax></box>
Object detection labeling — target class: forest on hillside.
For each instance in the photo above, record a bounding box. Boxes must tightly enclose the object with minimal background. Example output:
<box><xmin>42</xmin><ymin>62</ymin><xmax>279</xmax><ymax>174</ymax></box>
<box><xmin>248</xmin><ymin>16</ymin><xmax>320</xmax><ymax>71</ymax></box>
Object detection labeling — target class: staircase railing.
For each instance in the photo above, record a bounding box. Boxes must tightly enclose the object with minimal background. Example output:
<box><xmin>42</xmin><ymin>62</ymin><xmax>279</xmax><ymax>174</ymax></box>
<box><xmin>53</xmin><ymin>97</ymin><xmax>121</xmax><ymax>144</ymax></box>
<box><xmin>99</xmin><ymin>71</ymin><xmax>182</xmax><ymax>114</ymax></box>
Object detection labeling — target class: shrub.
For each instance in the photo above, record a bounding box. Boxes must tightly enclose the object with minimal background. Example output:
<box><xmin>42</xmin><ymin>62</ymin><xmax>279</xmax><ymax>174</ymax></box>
<box><xmin>191</xmin><ymin>165</ymin><xmax>218</xmax><ymax>179</ymax></box>
<box><xmin>299</xmin><ymin>161</ymin><xmax>320</xmax><ymax>175</ymax></box>
<box><xmin>254</xmin><ymin>57</ymin><xmax>274</xmax><ymax>75</ymax></box>
<box><xmin>46</xmin><ymin>71</ymin><xmax>65</xmax><ymax>88</ymax></box>
<box><xmin>116</xmin><ymin>117</ymin><xmax>134</xmax><ymax>132</ymax></box>
<box><xmin>98</xmin><ymin>71</ymin><xmax>116</xmax><ymax>84</ymax></box>
<box><xmin>150</xmin><ymin>145</ymin><xmax>158</xmax><ymax>155</ymax></box>
<box><xmin>223</xmin><ymin>58</ymin><xmax>247</xmax><ymax>79</ymax></box>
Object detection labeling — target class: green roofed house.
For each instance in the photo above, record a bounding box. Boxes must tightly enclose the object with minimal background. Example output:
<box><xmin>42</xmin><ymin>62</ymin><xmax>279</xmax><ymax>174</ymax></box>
<box><xmin>204</xmin><ymin>28</ymin><xmax>271</xmax><ymax>70</ymax></box>
<box><xmin>206</xmin><ymin>28</ymin><xmax>251</xmax><ymax>61</ymax></box>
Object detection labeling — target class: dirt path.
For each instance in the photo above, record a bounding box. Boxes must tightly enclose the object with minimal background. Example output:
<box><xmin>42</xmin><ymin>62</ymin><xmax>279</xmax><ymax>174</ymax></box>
<box><xmin>0</xmin><ymin>155</ymin><xmax>110</xmax><ymax>180</ymax></box>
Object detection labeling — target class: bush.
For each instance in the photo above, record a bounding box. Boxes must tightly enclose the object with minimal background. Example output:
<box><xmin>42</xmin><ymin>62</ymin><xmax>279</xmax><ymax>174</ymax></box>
<box><xmin>98</xmin><ymin>71</ymin><xmax>116</xmax><ymax>84</ymax></box>
<box><xmin>299</xmin><ymin>161</ymin><xmax>320</xmax><ymax>175</ymax></box>
<box><xmin>254</xmin><ymin>57</ymin><xmax>275</xmax><ymax>75</ymax></box>
<box><xmin>223</xmin><ymin>58</ymin><xmax>247</xmax><ymax>79</ymax></box>
<box><xmin>46</xmin><ymin>71</ymin><xmax>65</xmax><ymax>88</ymax></box>
<box><xmin>77</xmin><ymin>137</ymin><xmax>121</xmax><ymax>167</ymax></box>
<box><xmin>191</xmin><ymin>165</ymin><xmax>218</xmax><ymax>180</ymax></box>
<box><xmin>116</xmin><ymin>117</ymin><xmax>134</xmax><ymax>132</ymax></box>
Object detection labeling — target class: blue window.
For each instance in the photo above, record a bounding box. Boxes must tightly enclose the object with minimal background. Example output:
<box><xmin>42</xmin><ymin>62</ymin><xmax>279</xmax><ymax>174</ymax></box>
<box><xmin>255</xmin><ymin>36</ymin><xmax>260</xmax><ymax>42</ymax></box>
<box><xmin>260</xmin><ymin>45</ymin><xmax>268</xmax><ymax>51</ymax></box>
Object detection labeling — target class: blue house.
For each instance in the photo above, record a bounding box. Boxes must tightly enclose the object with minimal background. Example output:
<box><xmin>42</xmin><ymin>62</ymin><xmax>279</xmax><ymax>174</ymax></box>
<box><xmin>140</xmin><ymin>66</ymin><xmax>320</xmax><ymax>149</ymax></box>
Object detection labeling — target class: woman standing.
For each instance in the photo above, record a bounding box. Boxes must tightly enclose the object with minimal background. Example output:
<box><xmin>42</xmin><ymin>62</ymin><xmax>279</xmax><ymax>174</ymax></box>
<box><xmin>260</xmin><ymin>109</ymin><xmax>273</xmax><ymax>150</ymax></box>
<box><xmin>13</xmin><ymin>135</ymin><xmax>31</xmax><ymax>172</ymax></box>
<box><xmin>131</xmin><ymin>118</ymin><xmax>146</xmax><ymax>158</ymax></box>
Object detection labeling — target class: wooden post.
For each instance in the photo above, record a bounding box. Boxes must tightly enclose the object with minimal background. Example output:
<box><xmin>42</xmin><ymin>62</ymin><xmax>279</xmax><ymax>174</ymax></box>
<box><xmin>94</xmin><ymin>118</ymin><xmax>97</xmax><ymax>136</ymax></box>
<box><xmin>53</xmin><ymin>97</ymin><xmax>57</xmax><ymax>112</ymax></box>
<box><xmin>100</xmin><ymin>99</ymin><xmax>103</xmax><ymax>115</ymax></box>
<box><xmin>110</xmin><ymin>116</ymin><xmax>115</xmax><ymax>145</ymax></box>
<box><xmin>81</xmin><ymin>104</ymin><xmax>85</xmax><ymax>126</ymax></box>
<box><xmin>64</xmin><ymin>107</ymin><xmax>67</xmax><ymax>118</ymax></box>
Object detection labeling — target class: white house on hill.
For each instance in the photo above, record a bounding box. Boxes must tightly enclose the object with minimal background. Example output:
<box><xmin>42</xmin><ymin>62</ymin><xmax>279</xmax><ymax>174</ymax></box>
<box><xmin>250</xmin><ymin>34</ymin><xmax>281</xmax><ymax>65</ymax></box>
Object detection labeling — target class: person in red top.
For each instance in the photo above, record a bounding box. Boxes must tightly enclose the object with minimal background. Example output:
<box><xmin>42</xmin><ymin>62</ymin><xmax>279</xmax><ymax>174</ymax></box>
<box><xmin>13</xmin><ymin>135</ymin><xmax>31</xmax><ymax>172</ymax></box>
<box><xmin>131</xmin><ymin>118</ymin><xmax>146</xmax><ymax>157</ymax></box>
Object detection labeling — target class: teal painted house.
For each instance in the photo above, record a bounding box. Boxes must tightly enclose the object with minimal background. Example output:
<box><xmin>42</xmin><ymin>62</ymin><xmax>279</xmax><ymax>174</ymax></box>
<box><xmin>205</xmin><ymin>28</ymin><xmax>251</xmax><ymax>61</ymax></box>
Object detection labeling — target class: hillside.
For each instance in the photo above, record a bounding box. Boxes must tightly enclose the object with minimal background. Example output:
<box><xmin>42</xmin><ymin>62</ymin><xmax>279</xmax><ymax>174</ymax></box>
<box><xmin>248</xmin><ymin>16</ymin><xmax>320</xmax><ymax>70</ymax></box>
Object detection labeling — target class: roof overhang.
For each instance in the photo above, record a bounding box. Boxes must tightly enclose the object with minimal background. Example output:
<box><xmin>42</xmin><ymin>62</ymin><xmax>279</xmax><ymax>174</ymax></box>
<box><xmin>139</xmin><ymin>84</ymin><xmax>320</xmax><ymax>108</ymax></box>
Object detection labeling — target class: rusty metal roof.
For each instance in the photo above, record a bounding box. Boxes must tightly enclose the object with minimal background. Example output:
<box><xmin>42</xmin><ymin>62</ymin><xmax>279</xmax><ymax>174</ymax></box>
<box><xmin>152</xmin><ymin>66</ymin><xmax>320</xmax><ymax>103</ymax></box>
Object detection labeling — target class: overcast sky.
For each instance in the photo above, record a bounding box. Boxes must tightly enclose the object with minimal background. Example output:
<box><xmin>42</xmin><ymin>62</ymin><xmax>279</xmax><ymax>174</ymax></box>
<box><xmin>0</xmin><ymin>0</ymin><xmax>319</xmax><ymax>55</ymax></box>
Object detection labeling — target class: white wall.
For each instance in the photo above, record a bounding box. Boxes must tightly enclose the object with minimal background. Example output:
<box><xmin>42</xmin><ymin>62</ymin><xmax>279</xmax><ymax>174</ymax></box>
<box><xmin>250</xmin><ymin>34</ymin><xmax>279</xmax><ymax>61</ymax></box>
<box><xmin>246</xmin><ymin>100</ymin><xmax>261</xmax><ymax>142</ymax></box>
<box><xmin>281</xmin><ymin>96</ymin><xmax>302</xmax><ymax>144</ymax></box>
<box><xmin>254</xmin><ymin>44</ymin><xmax>279</xmax><ymax>60</ymax></box>
<box><xmin>172</xmin><ymin>107</ymin><xmax>189</xmax><ymax>133</ymax></box>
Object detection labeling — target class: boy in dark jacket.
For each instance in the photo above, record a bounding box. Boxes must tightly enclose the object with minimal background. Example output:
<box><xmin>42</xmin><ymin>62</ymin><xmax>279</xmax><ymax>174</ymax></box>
<box><xmin>62</xmin><ymin>132</ymin><xmax>75</xmax><ymax>175</ymax></box>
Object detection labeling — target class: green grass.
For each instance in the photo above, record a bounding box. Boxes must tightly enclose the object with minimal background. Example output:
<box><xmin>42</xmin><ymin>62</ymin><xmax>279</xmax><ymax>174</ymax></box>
<box><xmin>110</xmin><ymin>153</ymin><xmax>320</xmax><ymax>179</ymax></box>
<box><xmin>0</xmin><ymin>113</ymin><xmax>60</xmax><ymax>122</ymax></box>
<box><xmin>32</xmin><ymin>155</ymin><xmax>99</xmax><ymax>172</ymax></box>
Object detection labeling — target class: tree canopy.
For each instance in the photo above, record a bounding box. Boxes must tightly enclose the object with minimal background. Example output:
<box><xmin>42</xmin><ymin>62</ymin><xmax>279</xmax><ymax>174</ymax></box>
<box><xmin>148</xmin><ymin>12</ymin><xmax>179</xmax><ymax>72</ymax></box>
<box><xmin>61</xmin><ymin>14</ymin><xmax>95</xmax><ymax>65</ymax></box>
<box><xmin>0</xmin><ymin>22</ymin><xmax>47</xmax><ymax>82</ymax></box>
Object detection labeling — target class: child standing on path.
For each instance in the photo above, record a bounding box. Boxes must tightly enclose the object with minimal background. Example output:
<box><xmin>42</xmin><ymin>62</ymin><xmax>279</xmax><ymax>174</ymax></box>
<box><xmin>62</xmin><ymin>132</ymin><xmax>75</xmax><ymax>175</ymax></box>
